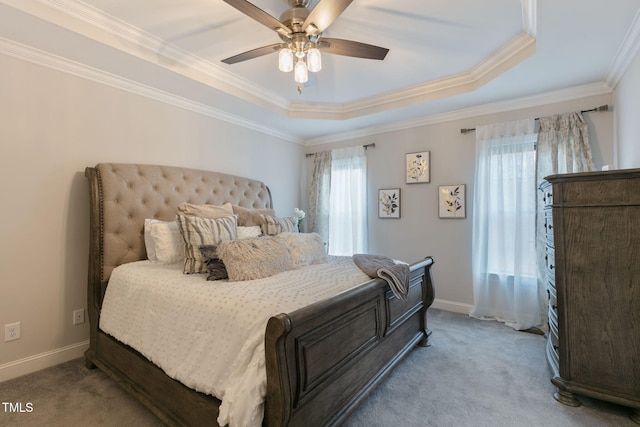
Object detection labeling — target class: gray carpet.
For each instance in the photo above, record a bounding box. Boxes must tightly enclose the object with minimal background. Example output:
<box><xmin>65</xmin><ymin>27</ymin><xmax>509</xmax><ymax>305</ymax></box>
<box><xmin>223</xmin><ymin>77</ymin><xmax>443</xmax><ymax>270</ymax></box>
<box><xmin>0</xmin><ymin>309</ymin><xmax>635</xmax><ymax>427</ymax></box>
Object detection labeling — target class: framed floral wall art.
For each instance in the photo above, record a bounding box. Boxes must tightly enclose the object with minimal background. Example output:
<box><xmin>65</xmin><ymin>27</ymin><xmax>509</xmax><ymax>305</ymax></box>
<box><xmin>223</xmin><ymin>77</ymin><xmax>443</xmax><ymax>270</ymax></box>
<box><xmin>379</xmin><ymin>188</ymin><xmax>400</xmax><ymax>218</ymax></box>
<box><xmin>406</xmin><ymin>151</ymin><xmax>430</xmax><ymax>183</ymax></box>
<box><xmin>439</xmin><ymin>185</ymin><xmax>466</xmax><ymax>218</ymax></box>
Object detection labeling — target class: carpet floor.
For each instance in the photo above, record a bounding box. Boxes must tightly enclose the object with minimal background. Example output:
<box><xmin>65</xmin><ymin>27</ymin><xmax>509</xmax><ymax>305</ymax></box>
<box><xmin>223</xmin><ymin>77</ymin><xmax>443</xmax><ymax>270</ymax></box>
<box><xmin>0</xmin><ymin>309</ymin><xmax>636</xmax><ymax>426</ymax></box>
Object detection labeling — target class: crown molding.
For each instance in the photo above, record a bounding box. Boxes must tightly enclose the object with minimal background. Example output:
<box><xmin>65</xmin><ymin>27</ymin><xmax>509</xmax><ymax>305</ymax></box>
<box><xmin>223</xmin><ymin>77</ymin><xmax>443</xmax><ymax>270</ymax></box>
<box><xmin>0</xmin><ymin>36</ymin><xmax>302</xmax><ymax>144</ymax></box>
<box><xmin>304</xmin><ymin>82</ymin><xmax>612</xmax><ymax>146</ymax></box>
<box><xmin>289</xmin><ymin>32</ymin><xmax>536</xmax><ymax>120</ymax></box>
<box><xmin>2</xmin><ymin>0</ymin><xmax>292</xmax><ymax>114</ymax></box>
<box><xmin>2</xmin><ymin>0</ymin><xmax>538</xmax><ymax>121</ymax></box>
<box><xmin>606</xmin><ymin>7</ymin><xmax>640</xmax><ymax>88</ymax></box>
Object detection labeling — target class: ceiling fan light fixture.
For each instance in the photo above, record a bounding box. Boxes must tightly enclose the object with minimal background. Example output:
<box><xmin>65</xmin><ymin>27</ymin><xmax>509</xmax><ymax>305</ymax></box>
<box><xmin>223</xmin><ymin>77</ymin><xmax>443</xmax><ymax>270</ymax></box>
<box><xmin>294</xmin><ymin>58</ymin><xmax>308</xmax><ymax>83</ymax></box>
<box><xmin>221</xmin><ymin>0</ymin><xmax>388</xmax><ymax>88</ymax></box>
<box><xmin>278</xmin><ymin>48</ymin><xmax>294</xmax><ymax>72</ymax></box>
<box><xmin>307</xmin><ymin>47</ymin><xmax>321</xmax><ymax>72</ymax></box>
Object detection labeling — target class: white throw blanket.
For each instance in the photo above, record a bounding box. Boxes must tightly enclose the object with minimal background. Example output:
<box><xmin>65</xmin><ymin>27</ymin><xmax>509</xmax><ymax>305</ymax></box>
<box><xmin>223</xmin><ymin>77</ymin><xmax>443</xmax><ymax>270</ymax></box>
<box><xmin>99</xmin><ymin>257</ymin><xmax>369</xmax><ymax>427</ymax></box>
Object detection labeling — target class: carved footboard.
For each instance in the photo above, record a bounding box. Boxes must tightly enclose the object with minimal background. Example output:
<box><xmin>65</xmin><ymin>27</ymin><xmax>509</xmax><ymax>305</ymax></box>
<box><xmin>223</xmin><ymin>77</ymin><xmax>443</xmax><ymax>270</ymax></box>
<box><xmin>264</xmin><ymin>257</ymin><xmax>435</xmax><ymax>426</ymax></box>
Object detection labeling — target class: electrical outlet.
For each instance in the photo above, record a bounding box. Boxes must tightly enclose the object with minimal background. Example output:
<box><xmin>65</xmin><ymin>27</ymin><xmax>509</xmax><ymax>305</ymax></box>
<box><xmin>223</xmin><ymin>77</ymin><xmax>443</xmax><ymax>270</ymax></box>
<box><xmin>4</xmin><ymin>322</ymin><xmax>21</xmax><ymax>342</ymax></box>
<box><xmin>73</xmin><ymin>309</ymin><xmax>85</xmax><ymax>325</ymax></box>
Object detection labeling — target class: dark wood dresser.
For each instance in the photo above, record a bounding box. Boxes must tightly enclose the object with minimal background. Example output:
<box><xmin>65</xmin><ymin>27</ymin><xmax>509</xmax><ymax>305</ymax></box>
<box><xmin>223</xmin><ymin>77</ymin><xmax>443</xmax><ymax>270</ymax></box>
<box><xmin>541</xmin><ymin>168</ymin><xmax>640</xmax><ymax>424</ymax></box>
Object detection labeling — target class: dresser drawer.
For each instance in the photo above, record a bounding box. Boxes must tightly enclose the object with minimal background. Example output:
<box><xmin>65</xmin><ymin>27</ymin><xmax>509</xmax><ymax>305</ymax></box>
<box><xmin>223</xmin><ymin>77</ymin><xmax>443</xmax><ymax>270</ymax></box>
<box><xmin>545</xmin><ymin>211</ymin><xmax>554</xmax><ymax>243</ymax></box>
<box><xmin>545</xmin><ymin>245</ymin><xmax>555</xmax><ymax>276</ymax></box>
<box><xmin>541</xmin><ymin>183</ymin><xmax>553</xmax><ymax>207</ymax></box>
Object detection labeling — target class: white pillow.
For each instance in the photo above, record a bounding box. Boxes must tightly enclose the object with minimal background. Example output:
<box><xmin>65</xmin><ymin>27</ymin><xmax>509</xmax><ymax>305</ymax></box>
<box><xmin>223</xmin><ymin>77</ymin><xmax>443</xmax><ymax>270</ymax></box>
<box><xmin>144</xmin><ymin>219</ymin><xmax>183</xmax><ymax>264</ymax></box>
<box><xmin>237</xmin><ymin>225</ymin><xmax>262</xmax><ymax>240</ymax></box>
<box><xmin>144</xmin><ymin>218</ymin><xmax>158</xmax><ymax>261</ymax></box>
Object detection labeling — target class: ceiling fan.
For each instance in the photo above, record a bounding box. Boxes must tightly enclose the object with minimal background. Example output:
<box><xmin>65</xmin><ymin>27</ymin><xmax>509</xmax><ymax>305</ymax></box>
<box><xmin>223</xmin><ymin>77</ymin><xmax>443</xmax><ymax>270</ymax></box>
<box><xmin>221</xmin><ymin>0</ymin><xmax>389</xmax><ymax>84</ymax></box>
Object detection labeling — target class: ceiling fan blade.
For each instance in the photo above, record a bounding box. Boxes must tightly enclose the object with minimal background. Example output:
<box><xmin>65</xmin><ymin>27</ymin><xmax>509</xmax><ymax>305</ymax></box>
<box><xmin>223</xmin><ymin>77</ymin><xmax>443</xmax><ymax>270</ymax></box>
<box><xmin>222</xmin><ymin>0</ymin><xmax>291</xmax><ymax>36</ymax></box>
<box><xmin>222</xmin><ymin>43</ymin><xmax>281</xmax><ymax>64</ymax></box>
<box><xmin>303</xmin><ymin>0</ymin><xmax>353</xmax><ymax>35</ymax></box>
<box><xmin>319</xmin><ymin>38</ymin><xmax>389</xmax><ymax>60</ymax></box>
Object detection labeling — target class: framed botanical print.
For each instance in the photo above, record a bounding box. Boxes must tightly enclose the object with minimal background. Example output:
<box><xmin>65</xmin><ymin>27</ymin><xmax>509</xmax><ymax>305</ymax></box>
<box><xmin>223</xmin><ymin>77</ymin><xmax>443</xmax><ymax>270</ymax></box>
<box><xmin>439</xmin><ymin>185</ymin><xmax>466</xmax><ymax>218</ymax></box>
<box><xmin>406</xmin><ymin>151</ymin><xmax>430</xmax><ymax>184</ymax></box>
<box><xmin>378</xmin><ymin>188</ymin><xmax>400</xmax><ymax>218</ymax></box>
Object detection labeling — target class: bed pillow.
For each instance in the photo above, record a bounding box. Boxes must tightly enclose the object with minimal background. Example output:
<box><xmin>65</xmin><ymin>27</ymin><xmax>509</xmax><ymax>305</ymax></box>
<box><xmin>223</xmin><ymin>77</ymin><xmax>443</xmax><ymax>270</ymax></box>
<box><xmin>144</xmin><ymin>219</ymin><xmax>182</xmax><ymax>264</ymax></box>
<box><xmin>144</xmin><ymin>218</ymin><xmax>158</xmax><ymax>261</ymax></box>
<box><xmin>177</xmin><ymin>202</ymin><xmax>234</xmax><ymax>219</ymax></box>
<box><xmin>237</xmin><ymin>225</ymin><xmax>262</xmax><ymax>240</ymax></box>
<box><xmin>276</xmin><ymin>232</ymin><xmax>328</xmax><ymax>269</ymax></box>
<box><xmin>232</xmin><ymin>205</ymin><xmax>276</xmax><ymax>227</ymax></box>
<box><xmin>176</xmin><ymin>214</ymin><xmax>238</xmax><ymax>274</ymax></box>
<box><xmin>198</xmin><ymin>245</ymin><xmax>228</xmax><ymax>281</ymax></box>
<box><xmin>216</xmin><ymin>236</ymin><xmax>293</xmax><ymax>281</ymax></box>
<box><xmin>260</xmin><ymin>214</ymin><xmax>298</xmax><ymax>236</ymax></box>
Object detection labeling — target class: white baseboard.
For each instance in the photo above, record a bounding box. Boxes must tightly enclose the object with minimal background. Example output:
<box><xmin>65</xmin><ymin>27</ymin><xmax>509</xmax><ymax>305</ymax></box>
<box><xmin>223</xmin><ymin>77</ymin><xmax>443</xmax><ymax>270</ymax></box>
<box><xmin>0</xmin><ymin>341</ymin><xmax>89</xmax><ymax>383</ymax></box>
<box><xmin>431</xmin><ymin>298</ymin><xmax>474</xmax><ymax>315</ymax></box>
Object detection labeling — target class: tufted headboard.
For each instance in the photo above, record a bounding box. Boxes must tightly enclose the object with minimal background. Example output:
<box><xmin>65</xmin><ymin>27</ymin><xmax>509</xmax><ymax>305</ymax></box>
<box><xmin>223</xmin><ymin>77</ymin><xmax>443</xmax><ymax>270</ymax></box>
<box><xmin>85</xmin><ymin>163</ymin><xmax>272</xmax><ymax>287</ymax></box>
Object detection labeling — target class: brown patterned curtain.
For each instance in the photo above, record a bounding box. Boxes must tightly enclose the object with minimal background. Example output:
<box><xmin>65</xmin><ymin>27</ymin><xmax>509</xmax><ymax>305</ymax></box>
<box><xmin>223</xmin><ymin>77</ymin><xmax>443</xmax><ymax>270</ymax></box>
<box><xmin>307</xmin><ymin>151</ymin><xmax>332</xmax><ymax>246</ymax></box>
<box><xmin>535</xmin><ymin>112</ymin><xmax>595</xmax><ymax>329</ymax></box>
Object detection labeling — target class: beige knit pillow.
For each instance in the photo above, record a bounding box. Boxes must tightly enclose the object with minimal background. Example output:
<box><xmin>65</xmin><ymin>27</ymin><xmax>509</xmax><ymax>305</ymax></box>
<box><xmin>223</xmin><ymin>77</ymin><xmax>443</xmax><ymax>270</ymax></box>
<box><xmin>216</xmin><ymin>236</ymin><xmax>293</xmax><ymax>281</ymax></box>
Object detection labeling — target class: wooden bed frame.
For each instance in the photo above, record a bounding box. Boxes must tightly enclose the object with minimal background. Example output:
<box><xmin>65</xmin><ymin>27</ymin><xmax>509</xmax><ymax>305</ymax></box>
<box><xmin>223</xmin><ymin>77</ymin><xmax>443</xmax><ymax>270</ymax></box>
<box><xmin>84</xmin><ymin>163</ymin><xmax>435</xmax><ymax>426</ymax></box>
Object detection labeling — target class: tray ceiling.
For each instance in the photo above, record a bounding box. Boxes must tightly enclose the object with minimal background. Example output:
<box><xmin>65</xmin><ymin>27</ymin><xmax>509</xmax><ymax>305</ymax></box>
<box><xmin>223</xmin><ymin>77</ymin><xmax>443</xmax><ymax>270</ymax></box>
<box><xmin>0</xmin><ymin>0</ymin><xmax>639</xmax><ymax>143</ymax></box>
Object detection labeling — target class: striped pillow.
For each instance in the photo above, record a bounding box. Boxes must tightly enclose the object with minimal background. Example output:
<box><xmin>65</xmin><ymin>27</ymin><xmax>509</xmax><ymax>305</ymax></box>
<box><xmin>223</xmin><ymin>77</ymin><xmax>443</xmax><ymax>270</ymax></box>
<box><xmin>176</xmin><ymin>214</ymin><xmax>238</xmax><ymax>274</ymax></box>
<box><xmin>260</xmin><ymin>214</ymin><xmax>298</xmax><ymax>236</ymax></box>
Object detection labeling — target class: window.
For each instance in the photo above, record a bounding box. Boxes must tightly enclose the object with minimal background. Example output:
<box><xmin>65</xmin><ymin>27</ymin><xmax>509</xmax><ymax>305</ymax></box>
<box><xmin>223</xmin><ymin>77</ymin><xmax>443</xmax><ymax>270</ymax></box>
<box><xmin>484</xmin><ymin>141</ymin><xmax>537</xmax><ymax>277</ymax></box>
<box><xmin>327</xmin><ymin>146</ymin><xmax>368</xmax><ymax>256</ymax></box>
<box><xmin>470</xmin><ymin>119</ymin><xmax>541</xmax><ymax>330</ymax></box>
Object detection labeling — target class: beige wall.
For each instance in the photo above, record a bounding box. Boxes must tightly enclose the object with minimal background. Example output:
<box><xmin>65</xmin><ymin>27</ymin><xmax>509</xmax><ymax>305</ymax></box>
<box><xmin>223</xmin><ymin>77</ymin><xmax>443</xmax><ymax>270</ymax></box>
<box><xmin>0</xmin><ymin>54</ymin><xmax>304</xmax><ymax>379</ymax></box>
<box><xmin>305</xmin><ymin>93</ymin><xmax>614</xmax><ymax>312</ymax></box>
<box><xmin>614</xmin><ymin>47</ymin><xmax>640</xmax><ymax>168</ymax></box>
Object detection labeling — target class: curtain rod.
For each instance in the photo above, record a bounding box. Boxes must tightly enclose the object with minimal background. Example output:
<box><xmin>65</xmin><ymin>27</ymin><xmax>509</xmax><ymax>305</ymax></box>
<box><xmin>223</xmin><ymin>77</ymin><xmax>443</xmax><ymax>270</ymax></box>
<box><xmin>305</xmin><ymin>143</ymin><xmax>376</xmax><ymax>157</ymax></box>
<box><xmin>460</xmin><ymin>105</ymin><xmax>610</xmax><ymax>135</ymax></box>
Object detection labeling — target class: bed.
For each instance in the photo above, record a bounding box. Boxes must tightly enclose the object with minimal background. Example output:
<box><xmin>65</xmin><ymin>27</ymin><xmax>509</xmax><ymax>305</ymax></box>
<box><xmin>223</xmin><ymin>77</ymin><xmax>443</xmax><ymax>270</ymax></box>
<box><xmin>84</xmin><ymin>163</ymin><xmax>435</xmax><ymax>426</ymax></box>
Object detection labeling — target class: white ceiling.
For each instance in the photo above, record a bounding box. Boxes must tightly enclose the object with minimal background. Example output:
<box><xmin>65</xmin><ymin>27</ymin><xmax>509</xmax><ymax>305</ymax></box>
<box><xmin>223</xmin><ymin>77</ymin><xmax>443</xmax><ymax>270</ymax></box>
<box><xmin>1</xmin><ymin>0</ymin><xmax>639</xmax><ymax>144</ymax></box>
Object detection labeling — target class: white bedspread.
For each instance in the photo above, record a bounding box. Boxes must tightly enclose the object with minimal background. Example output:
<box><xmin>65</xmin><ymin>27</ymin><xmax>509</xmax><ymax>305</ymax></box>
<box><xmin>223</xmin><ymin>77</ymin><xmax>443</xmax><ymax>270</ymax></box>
<box><xmin>99</xmin><ymin>256</ymin><xmax>370</xmax><ymax>427</ymax></box>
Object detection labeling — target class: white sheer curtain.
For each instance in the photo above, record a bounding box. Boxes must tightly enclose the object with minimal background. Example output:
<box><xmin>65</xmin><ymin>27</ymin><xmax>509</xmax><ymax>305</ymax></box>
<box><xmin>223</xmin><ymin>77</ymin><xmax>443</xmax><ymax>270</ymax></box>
<box><xmin>470</xmin><ymin>119</ymin><xmax>543</xmax><ymax>330</ymax></box>
<box><xmin>327</xmin><ymin>146</ymin><xmax>368</xmax><ymax>256</ymax></box>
